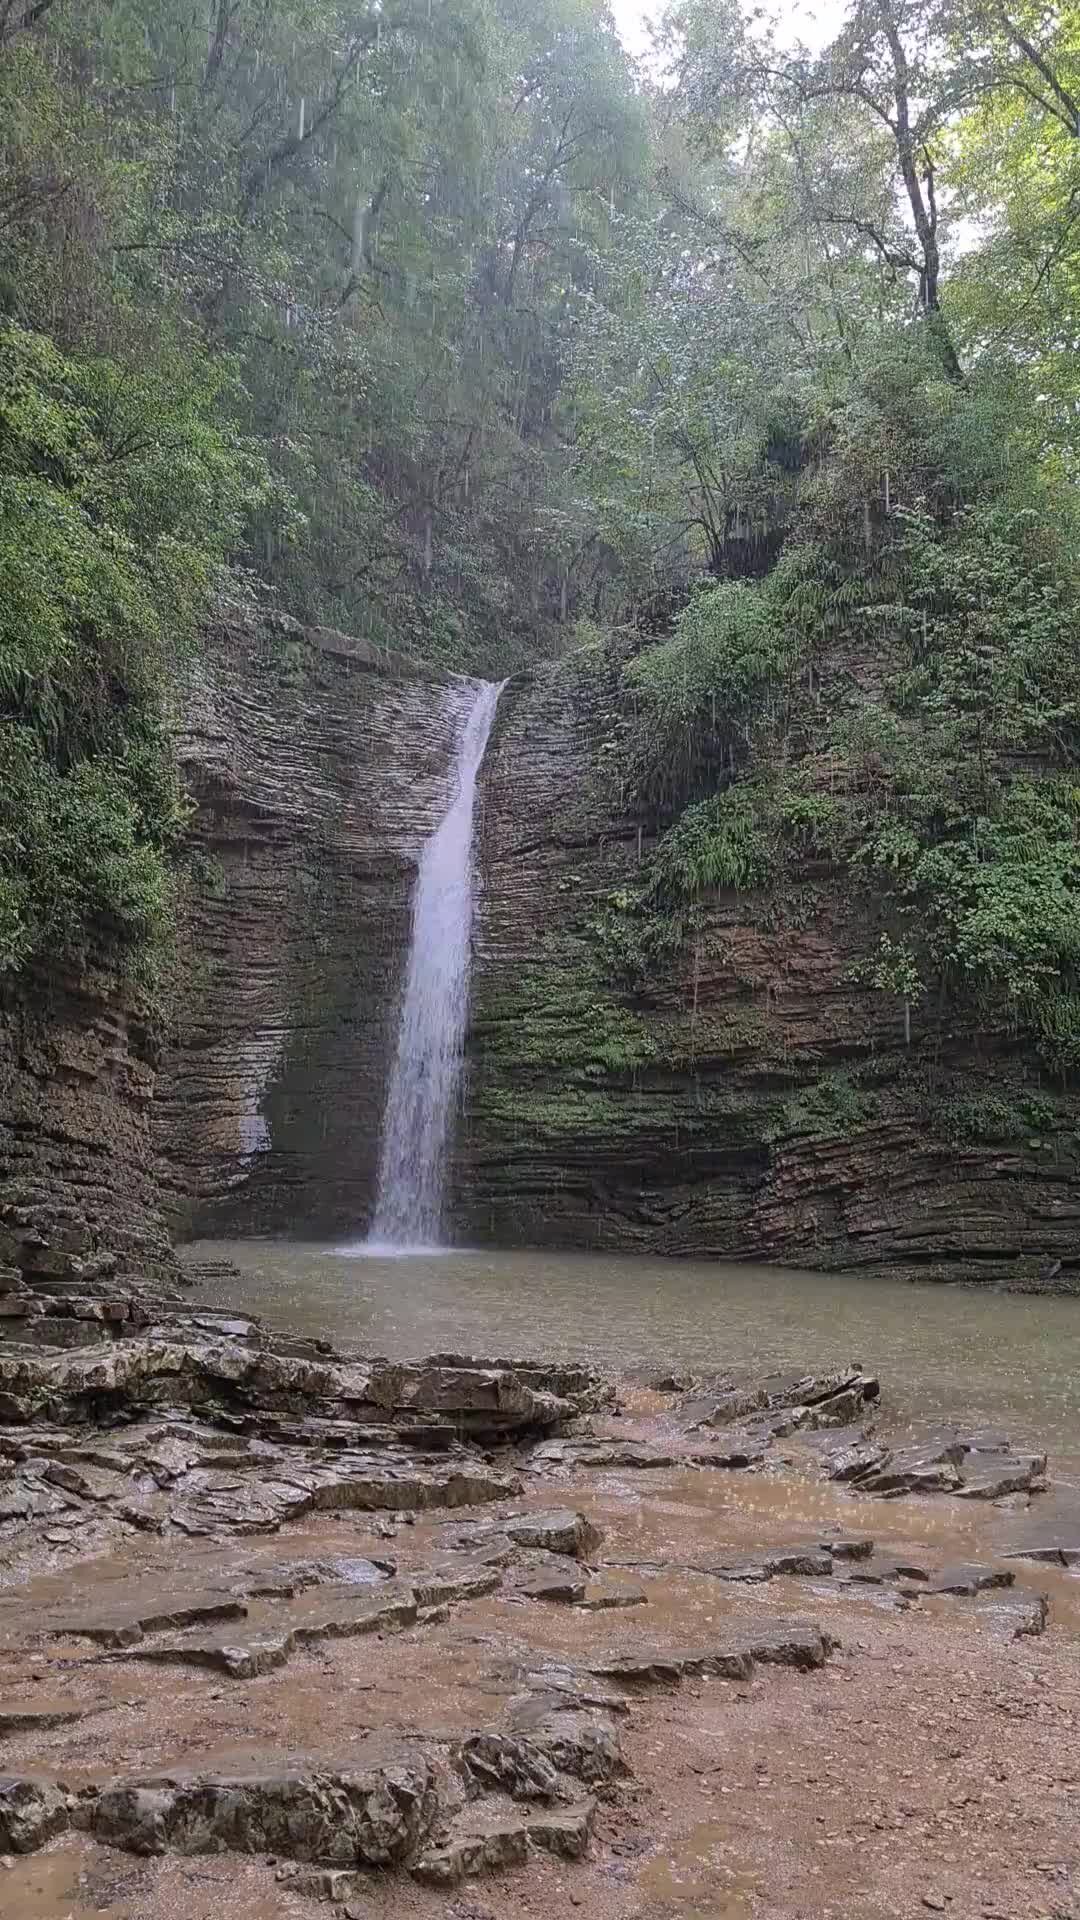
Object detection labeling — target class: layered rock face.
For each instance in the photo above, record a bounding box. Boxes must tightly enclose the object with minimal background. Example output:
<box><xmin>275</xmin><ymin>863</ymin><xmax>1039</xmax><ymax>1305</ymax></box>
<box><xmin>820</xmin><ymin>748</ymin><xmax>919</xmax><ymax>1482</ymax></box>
<box><xmin>459</xmin><ymin>651</ymin><xmax>1080</xmax><ymax>1287</ymax></box>
<box><xmin>155</xmin><ymin>610</ymin><xmax>464</xmax><ymax>1237</ymax></box>
<box><xmin>14</xmin><ymin>607</ymin><xmax>1075</xmax><ymax>1286</ymax></box>
<box><xmin>0</xmin><ymin>975</ymin><xmax>174</xmax><ymax>1313</ymax></box>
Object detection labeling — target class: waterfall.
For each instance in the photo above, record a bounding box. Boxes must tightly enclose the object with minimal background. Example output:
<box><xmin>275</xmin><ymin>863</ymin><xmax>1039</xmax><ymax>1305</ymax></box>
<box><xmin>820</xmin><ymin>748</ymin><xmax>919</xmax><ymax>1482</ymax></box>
<box><xmin>365</xmin><ymin>678</ymin><xmax>504</xmax><ymax>1253</ymax></box>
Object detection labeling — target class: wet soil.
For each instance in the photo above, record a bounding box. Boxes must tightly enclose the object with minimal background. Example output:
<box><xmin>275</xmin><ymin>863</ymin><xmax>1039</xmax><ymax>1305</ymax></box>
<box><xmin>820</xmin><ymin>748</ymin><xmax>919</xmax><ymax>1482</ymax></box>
<box><xmin>1</xmin><ymin>1368</ymin><xmax>1078</xmax><ymax>1920</ymax></box>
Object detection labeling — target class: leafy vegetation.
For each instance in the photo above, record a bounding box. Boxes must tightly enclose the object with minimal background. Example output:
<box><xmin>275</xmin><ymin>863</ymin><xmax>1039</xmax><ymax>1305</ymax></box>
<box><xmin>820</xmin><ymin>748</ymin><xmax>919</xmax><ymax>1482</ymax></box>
<box><xmin>10</xmin><ymin>0</ymin><xmax>1080</xmax><ymax>1075</ymax></box>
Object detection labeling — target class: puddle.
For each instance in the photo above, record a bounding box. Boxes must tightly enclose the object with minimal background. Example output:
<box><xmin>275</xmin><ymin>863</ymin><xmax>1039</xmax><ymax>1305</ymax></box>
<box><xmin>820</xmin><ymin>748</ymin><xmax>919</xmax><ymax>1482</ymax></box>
<box><xmin>639</xmin><ymin>1817</ymin><xmax>759</xmax><ymax>1916</ymax></box>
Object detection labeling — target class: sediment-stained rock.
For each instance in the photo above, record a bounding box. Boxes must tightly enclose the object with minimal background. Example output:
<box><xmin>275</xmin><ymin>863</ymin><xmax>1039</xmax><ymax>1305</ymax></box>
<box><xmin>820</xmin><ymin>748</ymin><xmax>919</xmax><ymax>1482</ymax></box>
<box><xmin>412</xmin><ymin>1798</ymin><xmax>596</xmax><ymax>1885</ymax></box>
<box><xmin>90</xmin><ymin>1748</ymin><xmax>439</xmax><ymax>1864</ymax></box>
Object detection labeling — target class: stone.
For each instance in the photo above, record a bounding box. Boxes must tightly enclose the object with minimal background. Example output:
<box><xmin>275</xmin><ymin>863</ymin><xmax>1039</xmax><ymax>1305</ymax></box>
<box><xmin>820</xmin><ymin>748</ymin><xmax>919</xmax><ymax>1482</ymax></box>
<box><xmin>412</xmin><ymin>1800</ymin><xmax>595</xmax><ymax>1886</ymax></box>
<box><xmin>514</xmin><ymin>1571</ymin><xmax>588</xmax><ymax>1605</ymax></box>
<box><xmin>457</xmin><ymin>1735</ymin><xmax>561</xmax><ymax>1802</ymax></box>
<box><xmin>91</xmin><ymin>1748</ymin><xmax>437</xmax><ymax>1865</ymax></box>
<box><xmin>0</xmin><ymin>1702</ymin><xmax>86</xmax><ymax>1734</ymax></box>
<box><xmin>117</xmin><ymin>1583</ymin><xmax>420</xmax><ymax>1678</ymax></box>
<box><xmin>528</xmin><ymin>1439</ymin><xmax>675</xmax><ymax>1471</ymax></box>
<box><xmin>0</xmin><ymin>1777</ymin><xmax>69</xmax><ymax>1853</ymax></box>
<box><xmin>977</xmin><ymin>1592</ymin><xmax>1049</xmax><ymax>1640</ymax></box>
<box><xmin>825</xmin><ymin>1440</ymin><xmax>890</xmax><ymax>1483</ymax></box>
<box><xmin>689</xmin><ymin>1435</ymin><xmax>769</xmax><ymax>1470</ymax></box>
<box><xmin>43</xmin><ymin>1590</ymin><xmax>249</xmax><ymax>1648</ymax></box>
<box><xmin>577</xmin><ymin>1580</ymin><xmax>646</xmax><ymax>1611</ymax></box>
<box><xmin>503</xmin><ymin>1511</ymin><xmax>603</xmax><ymax>1558</ymax></box>
<box><xmin>924</xmin><ymin>1565</ymin><xmax>1014</xmax><ymax>1597</ymax></box>
<box><xmin>819</xmin><ymin>1536</ymin><xmax>874</xmax><ymax>1560</ymax></box>
<box><xmin>762</xmin><ymin>1549</ymin><xmax>834</xmax><ymax>1578</ymax></box>
<box><xmin>956</xmin><ymin>1455</ymin><xmax>1048</xmax><ymax>1500</ymax></box>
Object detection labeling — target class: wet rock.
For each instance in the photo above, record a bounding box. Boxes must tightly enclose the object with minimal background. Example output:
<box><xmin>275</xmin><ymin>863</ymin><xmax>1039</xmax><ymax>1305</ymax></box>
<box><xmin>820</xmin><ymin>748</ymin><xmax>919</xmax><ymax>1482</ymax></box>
<box><xmin>457</xmin><ymin>1734</ymin><xmax>562</xmax><ymax>1802</ymax></box>
<box><xmin>924</xmin><ymin>1564</ymin><xmax>1014</xmax><ymax>1597</ymax></box>
<box><xmin>762</xmin><ymin>1548</ymin><xmax>834</xmax><ymax>1578</ymax></box>
<box><xmin>43</xmin><ymin>1460</ymin><xmax>128</xmax><ymax>1503</ymax></box>
<box><xmin>689</xmin><ymin>1435</ymin><xmax>769</xmax><ymax>1470</ymax></box>
<box><xmin>91</xmin><ymin>1747</ymin><xmax>438</xmax><ymax>1865</ymax></box>
<box><xmin>844</xmin><ymin>1555</ymin><xmax>932</xmax><ymax>1587</ymax></box>
<box><xmin>513</xmin><ymin>1570</ymin><xmax>588</xmax><ymax>1605</ymax></box>
<box><xmin>1004</xmin><ymin>1532</ymin><xmax>1080</xmax><ymax>1567</ymax></box>
<box><xmin>956</xmin><ymin>1454</ymin><xmax>1048</xmax><ymax>1500</ymax></box>
<box><xmin>698</xmin><ymin>1369</ymin><xmax>879</xmax><ymax>1430</ymax></box>
<box><xmin>0</xmin><ymin>1702</ymin><xmax>86</xmax><ymax>1735</ymax></box>
<box><xmin>503</xmin><ymin>1510</ymin><xmax>603</xmax><ymax>1559</ymax></box>
<box><xmin>407</xmin><ymin>1560</ymin><xmax>503</xmax><ymax>1609</ymax></box>
<box><xmin>974</xmin><ymin>1590</ymin><xmax>1050</xmax><ymax>1639</ymax></box>
<box><xmin>857</xmin><ymin>1453</ymin><xmax>964</xmax><ymax>1495</ymax></box>
<box><xmin>0</xmin><ymin>1776</ymin><xmax>69</xmax><ymax>1853</ymax></box>
<box><xmin>117</xmin><ymin>1583</ymin><xmax>421</xmax><ymax>1678</ymax></box>
<box><xmin>819</xmin><ymin>1536</ymin><xmax>874</xmax><ymax>1560</ymax></box>
<box><xmin>577</xmin><ymin>1579</ymin><xmax>647</xmax><ymax>1611</ymax></box>
<box><xmin>824</xmin><ymin>1439</ymin><xmax>890</xmax><ymax>1483</ymax></box>
<box><xmin>508</xmin><ymin>1702</ymin><xmax>626</xmax><ymax>1786</ymax></box>
<box><xmin>586</xmin><ymin>1650</ymin><xmax>694</xmax><ymax>1688</ymax></box>
<box><xmin>730</xmin><ymin>1622</ymin><xmax>833</xmax><ymax>1670</ymax></box>
<box><xmin>412</xmin><ymin>1799</ymin><xmax>595</xmax><ymax>1885</ymax></box>
<box><xmin>527</xmin><ymin>1439</ymin><xmax>676</xmax><ymax>1471</ymax></box>
<box><xmin>42</xmin><ymin>1589</ymin><xmax>248</xmax><ymax>1649</ymax></box>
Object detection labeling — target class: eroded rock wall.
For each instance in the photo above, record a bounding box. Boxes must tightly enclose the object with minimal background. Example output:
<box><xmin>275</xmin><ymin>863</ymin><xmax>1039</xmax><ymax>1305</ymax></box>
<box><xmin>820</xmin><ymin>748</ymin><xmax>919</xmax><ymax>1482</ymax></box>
<box><xmin>458</xmin><ymin>651</ymin><xmax>1080</xmax><ymax>1287</ymax></box>
<box><xmin>0</xmin><ymin>974</ymin><xmax>174</xmax><ymax>1307</ymax></box>
<box><xmin>155</xmin><ymin>611</ymin><xmax>463</xmax><ymax>1237</ymax></box>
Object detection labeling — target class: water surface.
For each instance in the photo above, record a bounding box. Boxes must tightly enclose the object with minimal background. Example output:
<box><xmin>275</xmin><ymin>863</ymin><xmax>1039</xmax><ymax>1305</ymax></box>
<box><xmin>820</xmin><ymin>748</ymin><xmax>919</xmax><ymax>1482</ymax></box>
<box><xmin>190</xmin><ymin>1240</ymin><xmax>1080</xmax><ymax>1464</ymax></box>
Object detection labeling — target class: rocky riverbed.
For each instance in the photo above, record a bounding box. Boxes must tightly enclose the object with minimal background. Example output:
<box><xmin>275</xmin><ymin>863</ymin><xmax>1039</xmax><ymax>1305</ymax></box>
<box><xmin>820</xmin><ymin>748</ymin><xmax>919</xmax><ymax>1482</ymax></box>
<box><xmin>0</xmin><ymin>1308</ymin><xmax>1077</xmax><ymax>1919</ymax></box>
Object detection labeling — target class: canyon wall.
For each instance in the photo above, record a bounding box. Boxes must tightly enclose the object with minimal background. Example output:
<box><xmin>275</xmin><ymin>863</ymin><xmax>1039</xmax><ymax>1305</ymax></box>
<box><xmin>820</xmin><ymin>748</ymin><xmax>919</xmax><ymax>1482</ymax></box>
<box><xmin>155</xmin><ymin>611</ymin><xmax>463</xmax><ymax>1238</ymax></box>
<box><xmin>459</xmin><ymin>651</ymin><xmax>1080</xmax><ymax>1288</ymax></box>
<box><xmin>0</xmin><ymin>976</ymin><xmax>174</xmax><ymax>1315</ymax></box>
<box><xmin>9</xmin><ymin>608</ymin><xmax>1078</xmax><ymax>1291</ymax></box>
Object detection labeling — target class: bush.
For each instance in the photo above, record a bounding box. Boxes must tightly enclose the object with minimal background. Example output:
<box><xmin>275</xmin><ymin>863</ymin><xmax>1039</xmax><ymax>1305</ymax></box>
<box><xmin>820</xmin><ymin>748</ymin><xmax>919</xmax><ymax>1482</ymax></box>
<box><xmin>0</xmin><ymin>321</ymin><xmax>272</xmax><ymax>982</ymax></box>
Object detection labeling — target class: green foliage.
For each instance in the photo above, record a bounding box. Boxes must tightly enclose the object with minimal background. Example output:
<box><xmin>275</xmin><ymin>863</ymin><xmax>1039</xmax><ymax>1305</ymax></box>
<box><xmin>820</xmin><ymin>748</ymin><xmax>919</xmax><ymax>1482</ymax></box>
<box><xmin>764</xmin><ymin>1074</ymin><xmax>873</xmax><ymax>1143</ymax></box>
<box><xmin>0</xmin><ymin>321</ymin><xmax>268</xmax><ymax>979</ymax></box>
<box><xmin>930</xmin><ymin>1091</ymin><xmax>1058</xmax><ymax>1147</ymax></box>
<box><xmin>624</xmin><ymin>582</ymin><xmax>799</xmax><ymax>815</ymax></box>
<box><xmin>649</xmin><ymin>786</ymin><xmax>779</xmax><ymax>903</ymax></box>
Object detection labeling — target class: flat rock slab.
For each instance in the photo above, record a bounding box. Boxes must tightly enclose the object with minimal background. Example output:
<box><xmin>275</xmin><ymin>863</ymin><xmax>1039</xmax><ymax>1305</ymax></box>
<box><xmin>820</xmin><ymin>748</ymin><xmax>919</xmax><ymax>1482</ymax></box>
<box><xmin>513</xmin><ymin>1570</ymin><xmax>588</xmax><ymax>1604</ymax></box>
<box><xmin>587</xmin><ymin>1622</ymin><xmax>831</xmax><ymax>1690</ymax></box>
<box><xmin>528</xmin><ymin>1439</ymin><xmax>677</xmax><ymax>1471</ymax></box>
<box><xmin>412</xmin><ymin>1799</ymin><xmax>595</xmax><ymax>1886</ymax></box>
<box><xmin>503</xmin><ymin>1511</ymin><xmax>603</xmax><ymax>1558</ymax></box>
<box><xmin>115</xmin><ymin>1582</ymin><xmax>428</xmax><ymax>1679</ymax></box>
<box><xmin>0</xmin><ymin>1701</ymin><xmax>88</xmax><ymax>1735</ymax></box>
<box><xmin>38</xmin><ymin>1589</ymin><xmax>249</xmax><ymax>1649</ymax></box>
<box><xmin>827</xmin><ymin>1429</ymin><xmax>1048</xmax><ymax>1501</ymax></box>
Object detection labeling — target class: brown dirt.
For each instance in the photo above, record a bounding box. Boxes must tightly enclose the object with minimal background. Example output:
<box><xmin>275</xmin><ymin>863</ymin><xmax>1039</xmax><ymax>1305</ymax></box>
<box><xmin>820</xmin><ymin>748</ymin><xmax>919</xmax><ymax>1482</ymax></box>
<box><xmin>1</xmin><ymin>1422</ymin><xmax>1078</xmax><ymax>1919</ymax></box>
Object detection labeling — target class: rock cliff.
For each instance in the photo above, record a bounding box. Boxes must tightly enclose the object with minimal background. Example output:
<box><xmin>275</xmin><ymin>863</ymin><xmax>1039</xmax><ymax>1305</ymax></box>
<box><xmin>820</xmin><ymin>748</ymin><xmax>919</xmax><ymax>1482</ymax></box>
<box><xmin>155</xmin><ymin>610</ymin><xmax>464</xmax><ymax>1237</ymax></box>
<box><xmin>460</xmin><ymin>650</ymin><xmax>1080</xmax><ymax>1288</ymax></box>
<box><xmin>7</xmin><ymin>609</ymin><xmax>1078</xmax><ymax>1289</ymax></box>
<box><xmin>0</xmin><ymin>973</ymin><xmax>174</xmax><ymax>1318</ymax></box>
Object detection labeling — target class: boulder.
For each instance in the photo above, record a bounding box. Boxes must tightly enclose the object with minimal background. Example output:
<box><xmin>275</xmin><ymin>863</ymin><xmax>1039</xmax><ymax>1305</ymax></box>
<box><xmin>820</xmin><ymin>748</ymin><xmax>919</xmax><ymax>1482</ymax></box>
<box><xmin>91</xmin><ymin>1749</ymin><xmax>438</xmax><ymax>1865</ymax></box>
<box><xmin>0</xmin><ymin>1776</ymin><xmax>70</xmax><ymax>1853</ymax></box>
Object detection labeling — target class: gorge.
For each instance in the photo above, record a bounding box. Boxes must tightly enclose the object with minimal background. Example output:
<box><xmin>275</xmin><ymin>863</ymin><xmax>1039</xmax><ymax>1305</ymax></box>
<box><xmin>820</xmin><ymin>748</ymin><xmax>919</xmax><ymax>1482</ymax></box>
<box><xmin>4</xmin><ymin>0</ymin><xmax>1080</xmax><ymax>1910</ymax></box>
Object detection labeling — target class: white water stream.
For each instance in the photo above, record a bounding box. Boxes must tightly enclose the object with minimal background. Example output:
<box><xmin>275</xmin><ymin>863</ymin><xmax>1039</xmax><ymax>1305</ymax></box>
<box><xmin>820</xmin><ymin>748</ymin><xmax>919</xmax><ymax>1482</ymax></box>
<box><xmin>363</xmin><ymin>678</ymin><xmax>504</xmax><ymax>1253</ymax></box>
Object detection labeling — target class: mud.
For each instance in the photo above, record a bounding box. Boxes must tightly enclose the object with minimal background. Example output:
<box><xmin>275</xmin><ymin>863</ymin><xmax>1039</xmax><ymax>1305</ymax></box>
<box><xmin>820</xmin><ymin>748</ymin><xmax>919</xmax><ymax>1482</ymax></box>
<box><xmin>0</xmin><ymin>1328</ymin><xmax>1076</xmax><ymax>1917</ymax></box>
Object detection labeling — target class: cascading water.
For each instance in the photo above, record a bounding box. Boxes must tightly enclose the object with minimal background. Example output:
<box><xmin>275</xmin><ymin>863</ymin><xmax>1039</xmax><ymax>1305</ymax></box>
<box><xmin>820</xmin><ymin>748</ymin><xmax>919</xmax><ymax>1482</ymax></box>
<box><xmin>364</xmin><ymin>678</ymin><xmax>504</xmax><ymax>1253</ymax></box>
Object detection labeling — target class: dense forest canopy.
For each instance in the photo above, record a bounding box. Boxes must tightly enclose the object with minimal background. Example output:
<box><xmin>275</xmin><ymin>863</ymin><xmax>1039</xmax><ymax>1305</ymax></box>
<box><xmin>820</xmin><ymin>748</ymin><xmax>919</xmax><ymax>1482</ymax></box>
<box><xmin>4</xmin><ymin>0</ymin><xmax>1080</xmax><ymax>1067</ymax></box>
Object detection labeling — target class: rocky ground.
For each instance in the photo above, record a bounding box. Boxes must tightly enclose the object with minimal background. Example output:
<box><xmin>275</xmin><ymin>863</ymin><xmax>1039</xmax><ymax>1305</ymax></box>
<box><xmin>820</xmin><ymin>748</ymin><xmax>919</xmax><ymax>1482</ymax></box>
<box><xmin>0</xmin><ymin>1308</ymin><xmax>1077</xmax><ymax>1920</ymax></box>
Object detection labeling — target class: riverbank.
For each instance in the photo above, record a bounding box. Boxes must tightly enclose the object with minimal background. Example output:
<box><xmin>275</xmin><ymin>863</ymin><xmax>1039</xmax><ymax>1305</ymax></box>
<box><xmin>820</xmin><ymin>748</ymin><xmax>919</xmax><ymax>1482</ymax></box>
<box><xmin>0</xmin><ymin>1305</ymin><xmax>1077</xmax><ymax>1919</ymax></box>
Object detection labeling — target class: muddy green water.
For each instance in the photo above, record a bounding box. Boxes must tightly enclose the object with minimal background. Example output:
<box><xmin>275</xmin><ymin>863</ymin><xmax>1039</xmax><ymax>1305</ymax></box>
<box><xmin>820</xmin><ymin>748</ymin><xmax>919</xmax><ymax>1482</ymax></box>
<box><xmin>190</xmin><ymin>1240</ymin><xmax>1080</xmax><ymax>1466</ymax></box>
